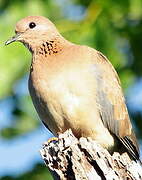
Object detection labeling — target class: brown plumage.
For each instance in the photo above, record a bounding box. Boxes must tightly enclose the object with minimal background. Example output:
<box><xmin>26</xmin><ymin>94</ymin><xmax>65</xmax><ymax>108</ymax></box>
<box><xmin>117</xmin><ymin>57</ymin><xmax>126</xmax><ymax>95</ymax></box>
<box><xmin>5</xmin><ymin>16</ymin><xmax>140</xmax><ymax>161</ymax></box>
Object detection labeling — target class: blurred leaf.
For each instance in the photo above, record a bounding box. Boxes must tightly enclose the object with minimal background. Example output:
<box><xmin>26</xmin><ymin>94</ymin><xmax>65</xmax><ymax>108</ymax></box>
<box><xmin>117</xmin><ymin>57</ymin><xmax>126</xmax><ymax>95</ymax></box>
<box><xmin>1</xmin><ymin>163</ymin><xmax>53</xmax><ymax>180</ymax></box>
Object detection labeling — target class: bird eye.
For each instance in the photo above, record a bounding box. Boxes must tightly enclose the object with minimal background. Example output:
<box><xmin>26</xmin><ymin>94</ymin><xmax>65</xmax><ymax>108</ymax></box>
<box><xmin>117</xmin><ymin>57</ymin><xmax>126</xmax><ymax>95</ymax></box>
<box><xmin>29</xmin><ymin>22</ymin><xmax>36</xmax><ymax>29</ymax></box>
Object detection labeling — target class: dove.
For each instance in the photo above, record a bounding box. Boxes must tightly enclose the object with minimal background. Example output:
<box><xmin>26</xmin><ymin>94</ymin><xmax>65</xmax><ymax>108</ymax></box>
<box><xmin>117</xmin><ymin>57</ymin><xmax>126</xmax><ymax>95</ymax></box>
<box><xmin>5</xmin><ymin>16</ymin><xmax>140</xmax><ymax>161</ymax></box>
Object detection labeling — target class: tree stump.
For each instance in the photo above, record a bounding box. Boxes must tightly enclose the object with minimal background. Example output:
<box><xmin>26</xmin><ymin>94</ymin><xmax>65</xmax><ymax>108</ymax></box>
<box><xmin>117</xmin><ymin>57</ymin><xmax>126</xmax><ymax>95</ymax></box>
<box><xmin>40</xmin><ymin>129</ymin><xmax>142</xmax><ymax>180</ymax></box>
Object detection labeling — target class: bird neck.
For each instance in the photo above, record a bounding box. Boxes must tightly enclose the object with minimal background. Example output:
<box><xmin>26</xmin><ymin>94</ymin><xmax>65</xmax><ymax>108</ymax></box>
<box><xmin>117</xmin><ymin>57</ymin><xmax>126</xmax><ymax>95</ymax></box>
<box><xmin>33</xmin><ymin>35</ymin><xmax>71</xmax><ymax>57</ymax></box>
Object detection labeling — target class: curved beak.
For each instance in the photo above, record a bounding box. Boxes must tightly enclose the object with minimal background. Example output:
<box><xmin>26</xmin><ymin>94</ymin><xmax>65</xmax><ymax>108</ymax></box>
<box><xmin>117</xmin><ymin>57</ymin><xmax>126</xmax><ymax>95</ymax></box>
<box><xmin>5</xmin><ymin>33</ymin><xmax>22</xmax><ymax>45</ymax></box>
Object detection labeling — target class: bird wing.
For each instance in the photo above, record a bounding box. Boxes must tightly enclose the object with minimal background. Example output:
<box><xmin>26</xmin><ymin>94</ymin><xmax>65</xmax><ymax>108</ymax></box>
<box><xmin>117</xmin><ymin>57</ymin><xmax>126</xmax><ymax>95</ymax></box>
<box><xmin>91</xmin><ymin>50</ymin><xmax>139</xmax><ymax>160</ymax></box>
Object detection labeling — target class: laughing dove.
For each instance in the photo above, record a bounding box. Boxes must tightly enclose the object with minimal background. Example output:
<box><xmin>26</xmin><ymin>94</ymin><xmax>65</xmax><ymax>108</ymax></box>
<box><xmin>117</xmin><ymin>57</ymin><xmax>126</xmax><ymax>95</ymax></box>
<box><xmin>6</xmin><ymin>16</ymin><xmax>140</xmax><ymax>161</ymax></box>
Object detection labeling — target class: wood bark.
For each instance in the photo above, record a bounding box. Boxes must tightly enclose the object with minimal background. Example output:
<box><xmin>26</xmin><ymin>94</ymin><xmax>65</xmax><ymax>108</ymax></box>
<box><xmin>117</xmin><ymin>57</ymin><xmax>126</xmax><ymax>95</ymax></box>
<box><xmin>40</xmin><ymin>129</ymin><xmax>142</xmax><ymax>180</ymax></box>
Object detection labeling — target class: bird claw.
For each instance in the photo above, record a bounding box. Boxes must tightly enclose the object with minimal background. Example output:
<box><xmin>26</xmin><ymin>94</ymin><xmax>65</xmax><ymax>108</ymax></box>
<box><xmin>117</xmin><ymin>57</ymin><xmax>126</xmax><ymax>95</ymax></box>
<box><xmin>43</xmin><ymin>137</ymin><xmax>59</xmax><ymax>147</ymax></box>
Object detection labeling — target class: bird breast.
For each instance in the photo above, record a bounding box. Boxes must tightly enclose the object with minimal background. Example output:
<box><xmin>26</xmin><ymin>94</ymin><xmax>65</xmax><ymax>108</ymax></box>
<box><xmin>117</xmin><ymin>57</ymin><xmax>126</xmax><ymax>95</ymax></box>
<box><xmin>28</xmin><ymin>54</ymin><xmax>115</xmax><ymax>149</ymax></box>
<box><xmin>29</xmin><ymin>63</ymin><xmax>96</xmax><ymax>131</ymax></box>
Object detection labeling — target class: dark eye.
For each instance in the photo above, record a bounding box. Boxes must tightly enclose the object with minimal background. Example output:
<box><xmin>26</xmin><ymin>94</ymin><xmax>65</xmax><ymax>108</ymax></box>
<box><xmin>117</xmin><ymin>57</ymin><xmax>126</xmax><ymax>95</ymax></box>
<box><xmin>29</xmin><ymin>22</ymin><xmax>36</xmax><ymax>29</ymax></box>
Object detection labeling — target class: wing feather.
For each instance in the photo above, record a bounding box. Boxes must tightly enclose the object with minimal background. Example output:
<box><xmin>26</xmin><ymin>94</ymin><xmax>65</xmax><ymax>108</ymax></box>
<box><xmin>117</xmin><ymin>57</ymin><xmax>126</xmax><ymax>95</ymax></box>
<box><xmin>92</xmin><ymin>50</ymin><xmax>140</xmax><ymax>160</ymax></box>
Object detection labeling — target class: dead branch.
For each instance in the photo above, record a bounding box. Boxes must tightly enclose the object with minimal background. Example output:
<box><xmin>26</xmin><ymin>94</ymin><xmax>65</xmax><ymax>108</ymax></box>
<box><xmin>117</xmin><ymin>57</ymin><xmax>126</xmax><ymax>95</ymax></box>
<box><xmin>40</xmin><ymin>129</ymin><xmax>142</xmax><ymax>180</ymax></box>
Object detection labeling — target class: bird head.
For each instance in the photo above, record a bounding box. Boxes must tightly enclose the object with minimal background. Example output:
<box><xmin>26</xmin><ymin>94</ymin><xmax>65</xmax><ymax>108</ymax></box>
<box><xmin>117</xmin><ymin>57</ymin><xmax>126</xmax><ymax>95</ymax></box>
<box><xmin>5</xmin><ymin>16</ymin><xmax>60</xmax><ymax>52</ymax></box>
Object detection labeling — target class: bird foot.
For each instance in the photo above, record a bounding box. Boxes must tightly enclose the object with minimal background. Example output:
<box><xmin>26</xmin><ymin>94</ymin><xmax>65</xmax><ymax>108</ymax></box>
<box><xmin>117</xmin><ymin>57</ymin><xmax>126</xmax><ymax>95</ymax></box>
<box><xmin>43</xmin><ymin>137</ymin><xmax>59</xmax><ymax>147</ymax></box>
<box><xmin>48</xmin><ymin>137</ymin><xmax>58</xmax><ymax>143</ymax></box>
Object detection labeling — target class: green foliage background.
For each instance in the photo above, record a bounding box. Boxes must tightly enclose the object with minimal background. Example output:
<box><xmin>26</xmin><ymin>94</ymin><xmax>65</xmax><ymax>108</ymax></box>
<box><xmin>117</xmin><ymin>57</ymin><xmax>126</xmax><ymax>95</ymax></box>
<box><xmin>0</xmin><ymin>0</ymin><xmax>142</xmax><ymax>179</ymax></box>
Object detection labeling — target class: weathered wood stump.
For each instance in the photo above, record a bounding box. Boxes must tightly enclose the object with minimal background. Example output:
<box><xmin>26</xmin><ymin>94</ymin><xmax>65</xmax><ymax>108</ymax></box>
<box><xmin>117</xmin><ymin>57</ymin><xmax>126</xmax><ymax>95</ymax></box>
<box><xmin>40</xmin><ymin>129</ymin><xmax>142</xmax><ymax>180</ymax></box>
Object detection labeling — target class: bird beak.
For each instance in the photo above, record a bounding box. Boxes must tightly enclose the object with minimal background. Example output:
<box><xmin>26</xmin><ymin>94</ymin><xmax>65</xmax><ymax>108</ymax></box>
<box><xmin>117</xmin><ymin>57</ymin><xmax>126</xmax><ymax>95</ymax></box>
<box><xmin>5</xmin><ymin>33</ymin><xmax>22</xmax><ymax>45</ymax></box>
